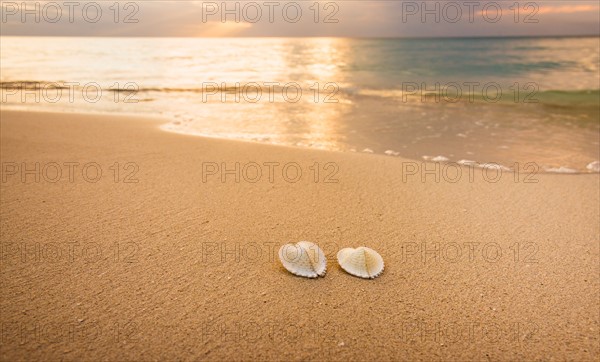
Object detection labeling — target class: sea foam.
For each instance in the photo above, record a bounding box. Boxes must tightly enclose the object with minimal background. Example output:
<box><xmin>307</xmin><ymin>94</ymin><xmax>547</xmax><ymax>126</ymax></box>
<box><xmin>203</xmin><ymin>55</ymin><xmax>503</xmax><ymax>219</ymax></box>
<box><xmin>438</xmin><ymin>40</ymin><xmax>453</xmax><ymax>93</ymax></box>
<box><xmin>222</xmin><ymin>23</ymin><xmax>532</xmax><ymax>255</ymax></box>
<box><xmin>586</xmin><ymin>161</ymin><xmax>600</xmax><ymax>172</ymax></box>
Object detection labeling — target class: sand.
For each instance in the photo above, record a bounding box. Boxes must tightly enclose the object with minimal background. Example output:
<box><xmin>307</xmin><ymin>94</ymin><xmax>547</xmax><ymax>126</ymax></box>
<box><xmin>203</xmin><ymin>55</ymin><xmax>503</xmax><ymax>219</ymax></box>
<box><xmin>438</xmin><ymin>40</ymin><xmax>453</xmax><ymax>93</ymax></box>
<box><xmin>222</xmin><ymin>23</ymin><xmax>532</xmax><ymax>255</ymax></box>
<box><xmin>1</xmin><ymin>110</ymin><xmax>598</xmax><ymax>361</ymax></box>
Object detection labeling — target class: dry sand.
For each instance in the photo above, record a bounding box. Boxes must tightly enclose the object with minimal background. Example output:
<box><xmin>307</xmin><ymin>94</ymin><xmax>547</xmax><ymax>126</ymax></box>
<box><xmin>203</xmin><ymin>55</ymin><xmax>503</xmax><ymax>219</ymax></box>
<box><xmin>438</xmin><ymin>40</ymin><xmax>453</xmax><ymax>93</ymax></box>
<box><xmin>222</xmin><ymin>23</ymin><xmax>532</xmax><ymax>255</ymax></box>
<box><xmin>1</xmin><ymin>110</ymin><xmax>598</xmax><ymax>361</ymax></box>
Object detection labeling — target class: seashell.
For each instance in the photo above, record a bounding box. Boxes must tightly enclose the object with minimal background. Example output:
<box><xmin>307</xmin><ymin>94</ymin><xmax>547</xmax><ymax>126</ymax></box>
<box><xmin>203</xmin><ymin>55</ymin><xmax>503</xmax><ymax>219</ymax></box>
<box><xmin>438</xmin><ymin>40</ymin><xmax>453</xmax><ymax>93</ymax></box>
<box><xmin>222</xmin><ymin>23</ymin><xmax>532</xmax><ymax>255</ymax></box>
<box><xmin>278</xmin><ymin>241</ymin><xmax>326</xmax><ymax>278</ymax></box>
<box><xmin>337</xmin><ymin>247</ymin><xmax>384</xmax><ymax>279</ymax></box>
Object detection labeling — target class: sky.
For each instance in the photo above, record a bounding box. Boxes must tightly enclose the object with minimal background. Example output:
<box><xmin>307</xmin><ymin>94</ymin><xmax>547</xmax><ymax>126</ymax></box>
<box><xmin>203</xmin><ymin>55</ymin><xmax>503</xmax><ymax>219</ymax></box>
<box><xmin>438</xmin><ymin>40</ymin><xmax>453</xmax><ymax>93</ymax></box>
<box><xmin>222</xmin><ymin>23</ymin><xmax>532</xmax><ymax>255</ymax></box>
<box><xmin>1</xmin><ymin>1</ymin><xmax>599</xmax><ymax>37</ymax></box>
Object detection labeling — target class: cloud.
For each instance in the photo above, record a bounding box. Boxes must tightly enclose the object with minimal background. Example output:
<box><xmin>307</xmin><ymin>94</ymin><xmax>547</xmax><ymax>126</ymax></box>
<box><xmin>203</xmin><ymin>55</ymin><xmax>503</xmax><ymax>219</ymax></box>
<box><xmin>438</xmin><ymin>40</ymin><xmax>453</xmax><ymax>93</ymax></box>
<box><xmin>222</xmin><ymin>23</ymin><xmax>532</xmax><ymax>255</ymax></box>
<box><xmin>536</xmin><ymin>4</ymin><xmax>600</xmax><ymax>15</ymax></box>
<box><xmin>0</xmin><ymin>1</ymin><xmax>598</xmax><ymax>37</ymax></box>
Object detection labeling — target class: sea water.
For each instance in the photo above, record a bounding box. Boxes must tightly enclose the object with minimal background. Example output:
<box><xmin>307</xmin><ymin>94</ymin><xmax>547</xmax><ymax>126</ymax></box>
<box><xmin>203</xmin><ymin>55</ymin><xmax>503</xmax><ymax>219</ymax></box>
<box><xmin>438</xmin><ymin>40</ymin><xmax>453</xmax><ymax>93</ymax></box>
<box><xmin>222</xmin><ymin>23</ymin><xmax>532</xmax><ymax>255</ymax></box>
<box><xmin>1</xmin><ymin>36</ymin><xmax>598</xmax><ymax>172</ymax></box>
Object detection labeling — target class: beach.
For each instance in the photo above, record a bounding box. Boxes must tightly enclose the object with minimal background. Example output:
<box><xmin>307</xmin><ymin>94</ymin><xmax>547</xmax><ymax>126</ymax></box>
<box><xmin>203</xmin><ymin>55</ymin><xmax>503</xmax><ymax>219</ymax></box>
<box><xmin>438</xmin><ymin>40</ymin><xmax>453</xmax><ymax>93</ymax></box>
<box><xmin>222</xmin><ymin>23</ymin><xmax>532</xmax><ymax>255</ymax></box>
<box><xmin>2</xmin><ymin>36</ymin><xmax>599</xmax><ymax>172</ymax></box>
<box><xmin>1</xmin><ymin>110</ymin><xmax>598</xmax><ymax>361</ymax></box>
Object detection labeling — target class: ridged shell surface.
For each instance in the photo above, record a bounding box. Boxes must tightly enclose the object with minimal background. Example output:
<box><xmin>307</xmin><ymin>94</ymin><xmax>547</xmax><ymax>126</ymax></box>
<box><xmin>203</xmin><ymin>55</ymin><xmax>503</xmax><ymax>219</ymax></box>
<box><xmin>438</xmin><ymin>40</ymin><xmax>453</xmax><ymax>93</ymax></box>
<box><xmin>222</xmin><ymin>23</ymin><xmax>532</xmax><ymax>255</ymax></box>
<box><xmin>337</xmin><ymin>247</ymin><xmax>384</xmax><ymax>279</ymax></box>
<box><xmin>278</xmin><ymin>241</ymin><xmax>327</xmax><ymax>278</ymax></box>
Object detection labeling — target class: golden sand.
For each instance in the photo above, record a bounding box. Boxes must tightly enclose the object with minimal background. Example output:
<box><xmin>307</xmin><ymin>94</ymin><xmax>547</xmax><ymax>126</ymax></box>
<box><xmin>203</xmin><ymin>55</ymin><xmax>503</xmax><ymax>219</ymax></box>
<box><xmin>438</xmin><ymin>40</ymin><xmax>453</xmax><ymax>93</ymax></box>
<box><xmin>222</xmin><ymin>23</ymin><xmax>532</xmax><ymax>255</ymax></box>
<box><xmin>1</xmin><ymin>110</ymin><xmax>598</xmax><ymax>361</ymax></box>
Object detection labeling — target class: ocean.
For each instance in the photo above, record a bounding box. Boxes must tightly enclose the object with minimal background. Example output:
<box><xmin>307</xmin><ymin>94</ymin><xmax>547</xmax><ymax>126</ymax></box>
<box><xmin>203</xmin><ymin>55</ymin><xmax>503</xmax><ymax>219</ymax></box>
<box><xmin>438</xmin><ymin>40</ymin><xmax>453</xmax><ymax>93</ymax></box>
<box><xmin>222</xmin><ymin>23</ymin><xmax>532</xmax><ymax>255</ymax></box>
<box><xmin>1</xmin><ymin>36</ymin><xmax>599</xmax><ymax>172</ymax></box>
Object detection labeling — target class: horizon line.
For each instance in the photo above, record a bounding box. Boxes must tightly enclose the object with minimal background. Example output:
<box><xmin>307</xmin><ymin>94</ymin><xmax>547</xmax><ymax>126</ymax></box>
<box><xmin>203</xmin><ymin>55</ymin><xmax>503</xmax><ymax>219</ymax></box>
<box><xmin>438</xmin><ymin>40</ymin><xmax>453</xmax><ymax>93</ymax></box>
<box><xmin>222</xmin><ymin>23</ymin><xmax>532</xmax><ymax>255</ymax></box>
<box><xmin>1</xmin><ymin>34</ymin><xmax>599</xmax><ymax>39</ymax></box>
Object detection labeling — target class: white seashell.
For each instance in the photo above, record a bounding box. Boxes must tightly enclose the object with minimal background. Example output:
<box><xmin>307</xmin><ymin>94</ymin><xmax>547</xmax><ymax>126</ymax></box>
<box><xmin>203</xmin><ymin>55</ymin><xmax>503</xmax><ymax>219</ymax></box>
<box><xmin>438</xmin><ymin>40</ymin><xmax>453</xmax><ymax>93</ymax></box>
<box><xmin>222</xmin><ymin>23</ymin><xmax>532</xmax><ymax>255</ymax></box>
<box><xmin>337</xmin><ymin>247</ymin><xmax>384</xmax><ymax>279</ymax></box>
<box><xmin>278</xmin><ymin>241</ymin><xmax>326</xmax><ymax>278</ymax></box>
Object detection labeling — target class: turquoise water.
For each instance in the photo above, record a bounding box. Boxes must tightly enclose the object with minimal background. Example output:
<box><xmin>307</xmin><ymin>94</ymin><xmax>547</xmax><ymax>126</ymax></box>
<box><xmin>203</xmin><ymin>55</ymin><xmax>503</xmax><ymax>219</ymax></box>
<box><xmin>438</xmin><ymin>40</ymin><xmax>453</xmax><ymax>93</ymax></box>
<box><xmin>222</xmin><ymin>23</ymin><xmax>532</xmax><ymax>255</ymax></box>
<box><xmin>1</xmin><ymin>36</ymin><xmax>599</xmax><ymax>172</ymax></box>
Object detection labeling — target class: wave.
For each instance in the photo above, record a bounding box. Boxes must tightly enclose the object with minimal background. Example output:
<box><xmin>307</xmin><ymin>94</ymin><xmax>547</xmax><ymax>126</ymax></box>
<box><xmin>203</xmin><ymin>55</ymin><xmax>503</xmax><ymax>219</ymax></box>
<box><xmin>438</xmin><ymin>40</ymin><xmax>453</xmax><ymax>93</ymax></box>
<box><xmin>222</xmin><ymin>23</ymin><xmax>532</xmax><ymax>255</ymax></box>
<box><xmin>2</xmin><ymin>80</ymin><xmax>598</xmax><ymax>109</ymax></box>
<box><xmin>0</xmin><ymin>81</ymin><xmax>321</xmax><ymax>94</ymax></box>
<box><xmin>355</xmin><ymin>87</ymin><xmax>600</xmax><ymax>108</ymax></box>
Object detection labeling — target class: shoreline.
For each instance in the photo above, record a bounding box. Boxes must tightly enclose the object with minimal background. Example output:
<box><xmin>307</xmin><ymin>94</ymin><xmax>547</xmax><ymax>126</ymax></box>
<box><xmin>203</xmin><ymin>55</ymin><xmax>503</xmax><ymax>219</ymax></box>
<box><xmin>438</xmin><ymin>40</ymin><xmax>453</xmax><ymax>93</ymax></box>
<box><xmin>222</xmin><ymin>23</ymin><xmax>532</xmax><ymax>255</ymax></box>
<box><xmin>1</xmin><ymin>109</ymin><xmax>598</xmax><ymax>361</ymax></box>
<box><xmin>4</xmin><ymin>107</ymin><xmax>599</xmax><ymax>175</ymax></box>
